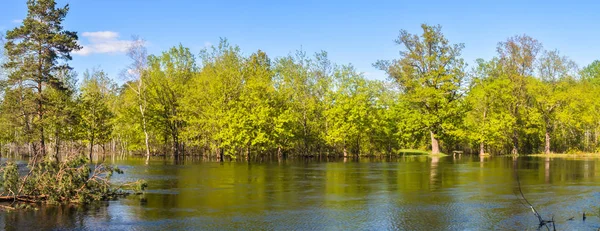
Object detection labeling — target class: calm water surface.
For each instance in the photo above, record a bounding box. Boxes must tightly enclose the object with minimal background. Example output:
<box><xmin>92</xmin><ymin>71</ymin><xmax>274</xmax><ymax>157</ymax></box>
<box><xmin>2</xmin><ymin>155</ymin><xmax>600</xmax><ymax>230</ymax></box>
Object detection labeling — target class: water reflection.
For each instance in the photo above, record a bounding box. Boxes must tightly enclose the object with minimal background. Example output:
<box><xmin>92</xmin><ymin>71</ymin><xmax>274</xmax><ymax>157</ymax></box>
<box><xmin>2</xmin><ymin>156</ymin><xmax>600</xmax><ymax>230</ymax></box>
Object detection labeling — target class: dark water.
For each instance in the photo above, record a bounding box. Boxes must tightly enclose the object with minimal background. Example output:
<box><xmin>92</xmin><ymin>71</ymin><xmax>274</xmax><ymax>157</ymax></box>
<box><xmin>2</xmin><ymin>155</ymin><xmax>600</xmax><ymax>230</ymax></box>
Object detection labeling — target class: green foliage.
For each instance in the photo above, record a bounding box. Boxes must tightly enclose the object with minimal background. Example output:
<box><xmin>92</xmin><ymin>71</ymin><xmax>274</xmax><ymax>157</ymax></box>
<box><xmin>132</xmin><ymin>180</ymin><xmax>148</xmax><ymax>194</ymax></box>
<box><xmin>324</xmin><ymin>65</ymin><xmax>380</xmax><ymax>155</ymax></box>
<box><xmin>463</xmin><ymin>59</ymin><xmax>515</xmax><ymax>153</ymax></box>
<box><xmin>180</xmin><ymin>39</ymin><xmax>245</xmax><ymax>157</ymax></box>
<box><xmin>580</xmin><ymin>60</ymin><xmax>600</xmax><ymax>83</ymax></box>
<box><xmin>495</xmin><ymin>35</ymin><xmax>544</xmax><ymax>154</ymax></box>
<box><xmin>272</xmin><ymin>50</ymin><xmax>333</xmax><ymax>154</ymax></box>
<box><xmin>81</xmin><ymin>35</ymin><xmax>600</xmax><ymax>157</ymax></box>
<box><xmin>78</xmin><ymin>69</ymin><xmax>115</xmax><ymax>157</ymax></box>
<box><xmin>145</xmin><ymin>45</ymin><xmax>196</xmax><ymax>155</ymax></box>
<box><xmin>2</xmin><ymin>162</ymin><xmax>19</xmax><ymax>194</ymax></box>
<box><xmin>375</xmin><ymin>24</ymin><xmax>466</xmax><ymax>154</ymax></box>
<box><xmin>114</xmin><ymin>84</ymin><xmax>147</xmax><ymax>152</ymax></box>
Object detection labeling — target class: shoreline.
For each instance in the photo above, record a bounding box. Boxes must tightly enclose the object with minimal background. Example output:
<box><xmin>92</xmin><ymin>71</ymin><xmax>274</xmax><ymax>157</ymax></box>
<box><xmin>519</xmin><ymin>153</ymin><xmax>600</xmax><ymax>158</ymax></box>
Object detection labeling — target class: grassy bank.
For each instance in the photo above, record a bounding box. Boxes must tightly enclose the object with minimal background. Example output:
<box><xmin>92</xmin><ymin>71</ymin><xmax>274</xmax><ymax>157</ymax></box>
<box><xmin>526</xmin><ymin>153</ymin><xmax>600</xmax><ymax>158</ymax></box>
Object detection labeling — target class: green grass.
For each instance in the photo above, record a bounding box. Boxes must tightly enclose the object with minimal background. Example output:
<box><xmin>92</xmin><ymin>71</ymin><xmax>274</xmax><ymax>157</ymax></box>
<box><xmin>526</xmin><ymin>153</ymin><xmax>600</xmax><ymax>158</ymax></box>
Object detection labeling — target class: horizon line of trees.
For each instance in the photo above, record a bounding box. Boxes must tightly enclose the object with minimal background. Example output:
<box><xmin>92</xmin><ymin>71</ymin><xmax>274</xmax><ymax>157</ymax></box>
<box><xmin>3</xmin><ymin>1</ymin><xmax>600</xmax><ymax>161</ymax></box>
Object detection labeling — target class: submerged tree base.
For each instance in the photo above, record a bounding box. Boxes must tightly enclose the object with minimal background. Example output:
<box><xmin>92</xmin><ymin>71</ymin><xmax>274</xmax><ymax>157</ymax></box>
<box><xmin>0</xmin><ymin>155</ymin><xmax>147</xmax><ymax>209</ymax></box>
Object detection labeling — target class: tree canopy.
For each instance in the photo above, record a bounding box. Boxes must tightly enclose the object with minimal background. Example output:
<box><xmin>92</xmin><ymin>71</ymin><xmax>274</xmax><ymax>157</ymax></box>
<box><xmin>2</xmin><ymin>3</ymin><xmax>600</xmax><ymax>159</ymax></box>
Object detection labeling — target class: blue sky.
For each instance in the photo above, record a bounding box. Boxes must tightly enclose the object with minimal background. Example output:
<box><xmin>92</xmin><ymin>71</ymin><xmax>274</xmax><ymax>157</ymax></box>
<box><xmin>2</xmin><ymin>0</ymin><xmax>599</xmax><ymax>82</ymax></box>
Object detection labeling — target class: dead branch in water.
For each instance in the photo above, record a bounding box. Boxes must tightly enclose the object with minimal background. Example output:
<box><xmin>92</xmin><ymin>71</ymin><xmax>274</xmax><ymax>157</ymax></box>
<box><xmin>513</xmin><ymin>162</ymin><xmax>555</xmax><ymax>230</ymax></box>
<box><xmin>0</xmin><ymin>195</ymin><xmax>47</xmax><ymax>203</ymax></box>
<box><xmin>0</xmin><ymin>204</ymin><xmax>15</xmax><ymax>210</ymax></box>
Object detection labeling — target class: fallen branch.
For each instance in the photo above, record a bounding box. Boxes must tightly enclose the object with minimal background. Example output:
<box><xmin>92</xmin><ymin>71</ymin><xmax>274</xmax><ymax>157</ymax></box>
<box><xmin>0</xmin><ymin>204</ymin><xmax>15</xmax><ymax>210</ymax></box>
<box><xmin>0</xmin><ymin>195</ymin><xmax>47</xmax><ymax>203</ymax></box>
<box><xmin>514</xmin><ymin>161</ymin><xmax>555</xmax><ymax>230</ymax></box>
<box><xmin>0</xmin><ymin>155</ymin><xmax>146</xmax><ymax>209</ymax></box>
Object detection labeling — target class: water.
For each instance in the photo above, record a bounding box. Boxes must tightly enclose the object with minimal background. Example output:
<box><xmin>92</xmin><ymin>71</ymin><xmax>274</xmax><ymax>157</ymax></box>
<box><xmin>2</xmin><ymin>155</ymin><xmax>600</xmax><ymax>230</ymax></box>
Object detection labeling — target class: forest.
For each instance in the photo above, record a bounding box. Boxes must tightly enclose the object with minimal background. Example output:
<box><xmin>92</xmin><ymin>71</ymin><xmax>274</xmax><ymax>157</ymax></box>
<box><xmin>3</xmin><ymin>1</ymin><xmax>600</xmax><ymax>162</ymax></box>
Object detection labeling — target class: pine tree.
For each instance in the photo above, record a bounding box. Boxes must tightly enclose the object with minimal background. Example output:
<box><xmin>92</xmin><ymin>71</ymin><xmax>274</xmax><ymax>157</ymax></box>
<box><xmin>3</xmin><ymin>0</ymin><xmax>80</xmax><ymax>157</ymax></box>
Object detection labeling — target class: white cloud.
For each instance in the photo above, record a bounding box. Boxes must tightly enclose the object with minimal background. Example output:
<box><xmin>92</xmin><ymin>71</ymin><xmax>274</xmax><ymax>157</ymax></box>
<box><xmin>204</xmin><ymin>41</ymin><xmax>212</xmax><ymax>47</ymax></box>
<box><xmin>74</xmin><ymin>31</ymin><xmax>137</xmax><ymax>56</ymax></box>
<box><xmin>11</xmin><ymin>19</ymin><xmax>22</xmax><ymax>24</ymax></box>
<box><xmin>81</xmin><ymin>31</ymin><xmax>119</xmax><ymax>41</ymax></box>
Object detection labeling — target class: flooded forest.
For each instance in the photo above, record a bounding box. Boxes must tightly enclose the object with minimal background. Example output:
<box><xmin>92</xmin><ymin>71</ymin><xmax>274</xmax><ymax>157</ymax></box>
<box><xmin>2</xmin><ymin>0</ymin><xmax>600</xmax><ymax>230</ymax></box>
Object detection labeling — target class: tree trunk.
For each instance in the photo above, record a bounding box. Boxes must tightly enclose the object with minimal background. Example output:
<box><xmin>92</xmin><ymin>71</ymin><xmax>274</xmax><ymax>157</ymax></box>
<box><xmin>141</xmin><ymin>106</ymin><xmax>150</xmax><ymax>160</ymax></box>
<box><xmin>511</xmin><ymin>129</ymin><xmax>519</xmax><ymax>155</ymax></box>
<box><xmin>144</xmin><ymin>137</ymin><xmax>149</xmax><ymax>162</ymax></box>
<box><xmin>54</xmin><ymin>127</ymin><xmax>60</xmax><ymax>162</ymax></box>
<box><xmin>89</xmin><ymin>136</ymin><xmax>94</xmax><ymax>163</ymax></box>
<box><xmin>479</xmin><ymin>142</ymin><xmax>485</xmax><ymax>156</ymax></box>
<box><xmin>545</xmin><ymin>130</ymin><xmax>551</xmax><ymax>155</ymax></box>
<box><xmin>37</xmin><ymin>70</ymin><xmax>46</xmax><ymax>158</ymax></box>
<box><xmin>245</xmin><ymin>145</ymin><xmax>249</xmax><ymax>161</ymax></box>
<box><xmin>102</xmin><ymin>144</ymin><xmax>106</xmax><ymax>161</ymax></box>
<box><xmin>480</xmin><ymin>109</ymin><xmax>487</xmax><ymax>156</ymax></box>
<box><xmin>511</xmin><ymin>104</ymin><xmax>519</xmax><ymax>155</ymax></box>
<box><xmin>39</xmin><ymin>117</ymin><xmax>45</xmax><ymax>157</ymax></box>
<box><xmin>430</xmin><ymin>131</ymin><xmax>440</xmax><ymax>154</ymax></box>
<box><xmin>219</xmin><ymin>148</ymin><xmax>224</xmax><ymax>162</ymax></box>
<box><xmin>302</xmin><ymin>111</ymin><xmax>308</xmax><ymax>155</ymax></box>
<box><xmin>181</xmin><ymin>142</ymin><xmax>185</xmax><ymax>156</ymax></box>
<box><xmin>356</xmin><ymin>135</ymin><xmax>360</xmax><ymax>157</ymax></box>
<box><xmin>172</xmin><ymin>130</ymin><xmax>179</xmax><ymax>157</ymax></box>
